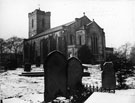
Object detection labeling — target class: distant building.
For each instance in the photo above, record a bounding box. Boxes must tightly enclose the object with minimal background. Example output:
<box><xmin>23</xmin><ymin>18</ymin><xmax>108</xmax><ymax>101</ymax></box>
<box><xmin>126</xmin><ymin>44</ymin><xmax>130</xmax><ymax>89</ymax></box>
<box><xmin>23</xmin><ymin>9</ymin><xmax>106</xmax><ymax>64</ymax></box>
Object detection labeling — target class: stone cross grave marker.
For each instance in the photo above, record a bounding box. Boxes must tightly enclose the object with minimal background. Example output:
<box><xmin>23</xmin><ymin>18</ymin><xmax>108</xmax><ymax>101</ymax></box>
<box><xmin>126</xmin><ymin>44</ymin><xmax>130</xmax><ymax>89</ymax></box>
<box><xmin>102</xmin><ymin>62</ymin><xmax>116</xmax><ymax>90</ymax></box>
<box><xmin>67</xmin><ymin>57</ymin><xmax>83</xmax><ymax>94</ymax></box>
<box><xmin>44</xmin><ymin>51</ymin><xmax>67</xmax><ymax>102</ymax></box>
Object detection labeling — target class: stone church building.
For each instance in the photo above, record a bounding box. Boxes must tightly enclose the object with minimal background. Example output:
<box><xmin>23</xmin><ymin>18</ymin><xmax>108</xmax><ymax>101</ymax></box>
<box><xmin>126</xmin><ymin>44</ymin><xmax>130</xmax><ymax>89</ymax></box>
<box><xmin>23</xmin><ymin>9</ymin><xmax>106</xmax><ymax>64</ymax></box>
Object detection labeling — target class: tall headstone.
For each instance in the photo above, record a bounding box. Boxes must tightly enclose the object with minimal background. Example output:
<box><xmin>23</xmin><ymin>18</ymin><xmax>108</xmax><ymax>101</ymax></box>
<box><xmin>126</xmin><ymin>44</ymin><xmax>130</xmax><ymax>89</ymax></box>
<box><xmin>102</xmin><ymin>62</ymin><xmax>116</xmax><ymax>90</ymax></box>
<box><xmin>44</xmin><ymin>51</ymin><xmax>67</xmax><ymax>102</ymax></box>
<box><xmin>67</xmin><ymin>57</ymin><xmax>83</xmax><ymax>93</ymax></box>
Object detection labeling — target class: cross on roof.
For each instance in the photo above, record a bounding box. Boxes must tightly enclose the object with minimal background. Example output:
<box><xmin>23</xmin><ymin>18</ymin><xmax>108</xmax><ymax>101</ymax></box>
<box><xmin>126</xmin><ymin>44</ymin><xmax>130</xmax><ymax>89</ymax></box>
<box><xmin>83</xmin><ymin>12</ymin><xmax>85</xmax><ymax>16</ymax></box>
<box><xmin>38</xmin><ymin>4</ymin><xmax>40</xmax><ymax>10</ymax></box>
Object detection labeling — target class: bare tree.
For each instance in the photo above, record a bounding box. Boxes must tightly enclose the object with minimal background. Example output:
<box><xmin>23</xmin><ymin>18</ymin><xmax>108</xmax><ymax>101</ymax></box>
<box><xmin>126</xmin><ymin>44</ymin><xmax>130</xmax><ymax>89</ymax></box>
<box><xmin>5</xmin><ymin>36</ymin><xmax>23</xmax><ymax>54</ymax></box>
<box><xmin>117</xmin><ymin>42</ymin><xmax>131</xmax><ymax>59</ymax></box>
<box><xmin>113</xmin><ymin>43</ymin><xmax>133</xmax><ymax>89</ymax></box>
<box><xmin>0</xmin><ymin>38</ymin><xmax>6</xmax><ymax>62</ymax></box>
<box><xmin>130</xmin><ymin>43</ymin><xmax>135</xmax><ymax>65</ymax></box>
<box><xmin>4</xmin><ymin>36</ymin><xmax>24</xmax><ymax>69</ymax></box>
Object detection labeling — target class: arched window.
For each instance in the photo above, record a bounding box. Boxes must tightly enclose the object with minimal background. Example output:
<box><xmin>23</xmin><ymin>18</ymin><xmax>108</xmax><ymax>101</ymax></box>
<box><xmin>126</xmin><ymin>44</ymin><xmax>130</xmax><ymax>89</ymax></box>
<box><xmin>32</xmin><ymin>19</ymin><xmax>34</xmax><ymax>28</ymax></box>
<box><xmin>31</xmin><ymin>19</ymin><xmax>34</xmax><ymax>28</ymax></box>
<box><xmin>94</xmin><ymin>36</ymin><xmax>97</xmax><ymax>54</ymax></box>
<box><xmin>32</xmin><ymin>42</ymin><xmax>35</xmax><ymax>62</ymax></box>
<box><xmin>91</xmin><ymin>36</ymin><xmax>94</xmax><ymax>53</ymax></box>
<box><xmin>91</xmin><ymin>35</ymin><xmax>98</xmax><ymax>54</ymax></box>
<box><xmin>95</xmin><ymin>37</ymin><xmax>98</xmax><ymax>54</ymax></box>
<box><xmin>70</xmin><ymin>34</ymin><xmax>73</xmax><ymax>45</ymax></box>
<box><xmin>79</xmin><ymin>35</ymin><xmax>82</xmax><ymax>45</ymax></box>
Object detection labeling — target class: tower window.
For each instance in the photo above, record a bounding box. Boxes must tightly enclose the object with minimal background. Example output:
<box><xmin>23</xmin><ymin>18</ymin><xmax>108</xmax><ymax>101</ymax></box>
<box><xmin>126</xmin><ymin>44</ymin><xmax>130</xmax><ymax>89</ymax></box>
<box><xmin>32</xmin><ymin>19</ymin><xmax>34</xmax><ymax>28</ymax></box>
<box><xmin>42</xmin><ymin>18</ymin><xmax>44</xmax><ymax>27</ymax></box>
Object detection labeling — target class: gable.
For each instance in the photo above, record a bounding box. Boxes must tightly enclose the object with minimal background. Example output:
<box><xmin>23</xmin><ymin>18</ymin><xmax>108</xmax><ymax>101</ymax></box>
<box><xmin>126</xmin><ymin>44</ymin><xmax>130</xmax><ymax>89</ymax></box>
<box><xmin>86</xmin><ymin>21</ymin><xmax>104</xmax><ymax>37</ymax></box>
<box><xmin>67</xmin><ymin>16</ymin><xmax>91</xmax><ymax>34</ymax></box>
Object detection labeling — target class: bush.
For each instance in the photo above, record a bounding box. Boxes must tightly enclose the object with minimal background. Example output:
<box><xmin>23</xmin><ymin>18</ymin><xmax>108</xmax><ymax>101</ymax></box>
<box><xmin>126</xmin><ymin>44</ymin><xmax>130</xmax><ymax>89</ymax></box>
<box><xmin>117</xmin><ymin>71</ymin><xmax>127</xmax><ymax>89</ymax></box>
<box><xmin>78</xmin><ymin>45</ymin><xmax>94</xmax><ymax>64</ymax></box>
<box><xmin>5</xmin><ymin>59</ymin><xmax>17</xmax><ymax>70</ymax></box>
<box><xmin>106</xmin><ymin>52</ymin><xmax>134</xmax><ymax>89</ymax></box>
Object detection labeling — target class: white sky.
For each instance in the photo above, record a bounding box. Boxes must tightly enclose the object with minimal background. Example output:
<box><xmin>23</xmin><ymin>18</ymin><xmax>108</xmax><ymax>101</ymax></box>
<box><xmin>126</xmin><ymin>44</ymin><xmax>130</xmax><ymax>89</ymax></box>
<box><xmin>0</xmin><ymin>0</ymin><xmax>135</xmax><ymax>48</ymax></box>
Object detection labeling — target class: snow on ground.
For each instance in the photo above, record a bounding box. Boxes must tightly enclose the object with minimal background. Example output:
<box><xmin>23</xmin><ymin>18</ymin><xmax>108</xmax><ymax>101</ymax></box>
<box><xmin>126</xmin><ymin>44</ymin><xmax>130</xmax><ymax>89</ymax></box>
<box><xmin>83</xmin><ymin>64</ymin><xmax>135</xmax><ymax>103</ymax></box>
<box><xmin>115</xmin><ymin>89</ymin><xmax>135</xmax><ymax>96</ymax></box>
<box><xmin>85</xmin><ymin>91</ymin><xmax>135</xmax><ymax>103</ymax></box>
<box><xmin>0</xmin><ymin>67</ymin><xmax>44</xmax><ymax>103</ymax></box>
<box><xmin>82</xmin><ymin>64</ymin><xmax>102</xmax><ymax>87</ymax></box>
<box><xmin>126</xmin><ymin>77</ymin><xmax>135</xmax><ymax>88</ymax></box>
<box><xmin>0</xmin><ymin>64</ymin><xmax>135</xmax><ymax>103</ymax></box>
<box><xmin>82</xmin><ymin>64</ymin><xmax>135</xmax><ymax>88</ymax></box>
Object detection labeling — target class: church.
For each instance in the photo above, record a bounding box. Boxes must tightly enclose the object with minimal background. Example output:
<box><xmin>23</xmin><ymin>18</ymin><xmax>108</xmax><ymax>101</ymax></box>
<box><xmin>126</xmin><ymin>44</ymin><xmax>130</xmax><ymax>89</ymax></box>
<box><xmin>23</xmin><ymin>9</ymin><xmax>106</xmax><ymax>64</ymax></box>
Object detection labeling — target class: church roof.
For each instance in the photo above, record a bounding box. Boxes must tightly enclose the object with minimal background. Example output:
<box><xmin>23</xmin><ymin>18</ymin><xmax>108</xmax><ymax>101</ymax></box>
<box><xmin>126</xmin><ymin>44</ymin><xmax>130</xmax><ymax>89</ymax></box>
<box><xmin>30</xmin><ymin>16</ymin><xmax>90</xmax><ymax>40</ymax></box>
<box><xmin>30</xmin><ymin>21</ymin><xmax>75</xmax><ymax>39</ymax></box>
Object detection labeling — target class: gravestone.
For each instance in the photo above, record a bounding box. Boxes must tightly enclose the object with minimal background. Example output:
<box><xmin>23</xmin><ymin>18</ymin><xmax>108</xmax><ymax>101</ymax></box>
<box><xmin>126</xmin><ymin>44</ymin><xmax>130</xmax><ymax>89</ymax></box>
<box><xmin>102</xmin><ymin>62</ymin><xmax>116</xmax><ymax>90</ymax></box>
<box><xmin>44</xmin><ymin>51</ymin><xmax>67</xmax><ymax>102</ymax></box>
<box><xmin>35</xmin><ymin>56</ymin><xmax>40</xmax><ymax>67</ymax></box>
<box><xmin>24</xmin><ymin>63</ymin><xmax>31</xmax><ymax>72</ymax></box>
<box><xmin>67</xmin><ymin>57</ymin><xmax>83</xmax><ymax>93</ymax></box>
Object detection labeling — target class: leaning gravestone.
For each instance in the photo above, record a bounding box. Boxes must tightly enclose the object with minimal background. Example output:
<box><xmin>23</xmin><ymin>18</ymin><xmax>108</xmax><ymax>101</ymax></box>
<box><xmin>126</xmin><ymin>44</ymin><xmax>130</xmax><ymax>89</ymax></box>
<box><xmin>44</xmin><ymin>51</ymin><xmax>67</xmax><ymax>102</ymax></box>
<box><xmin>67</xmin><ymin>57</ymin><xmax>83</xmax><ymax>94</ymax></box>
<box><xmin>102</xmin><ymin>62</ymin><xmax>116</xmax><ymax>90</ymax></box>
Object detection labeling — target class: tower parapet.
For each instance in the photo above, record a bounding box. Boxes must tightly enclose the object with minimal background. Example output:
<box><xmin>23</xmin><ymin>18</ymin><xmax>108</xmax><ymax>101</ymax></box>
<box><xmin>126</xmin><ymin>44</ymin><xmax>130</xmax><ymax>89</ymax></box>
<box><xmin>28</xmin><ymin>9</ymin><xmax>51</xmax><ymax>38</ymax></box>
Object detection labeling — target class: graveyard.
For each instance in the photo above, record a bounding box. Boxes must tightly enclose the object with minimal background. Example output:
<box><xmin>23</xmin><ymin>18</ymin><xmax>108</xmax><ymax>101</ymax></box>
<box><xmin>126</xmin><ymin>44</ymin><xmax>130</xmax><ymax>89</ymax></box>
<box><xmin>0</xmin><ymin>51</ymin><xmax>135</xmax><ymax>103</ymax></box>
<box><xmin>1</xmin><ymin>0</ymin><xmax>135</xmax><ymax>103</ymax></box>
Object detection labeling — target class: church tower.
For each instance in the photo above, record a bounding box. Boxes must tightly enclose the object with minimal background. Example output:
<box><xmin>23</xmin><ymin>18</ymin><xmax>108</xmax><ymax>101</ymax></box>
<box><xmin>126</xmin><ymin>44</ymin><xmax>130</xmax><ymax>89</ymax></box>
<box><xmin>28</xmin><ymin>9</ymin><xmax>51</xmax><ymax>38</ymax></box>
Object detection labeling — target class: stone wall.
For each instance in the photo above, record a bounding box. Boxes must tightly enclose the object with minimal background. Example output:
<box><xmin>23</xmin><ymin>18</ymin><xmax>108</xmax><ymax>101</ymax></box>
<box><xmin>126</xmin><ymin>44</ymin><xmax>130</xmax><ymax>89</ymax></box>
<box><xmin>24</xmin><ymin>13</ymin><xmax>106</xmax><ymax>64</ymax></box>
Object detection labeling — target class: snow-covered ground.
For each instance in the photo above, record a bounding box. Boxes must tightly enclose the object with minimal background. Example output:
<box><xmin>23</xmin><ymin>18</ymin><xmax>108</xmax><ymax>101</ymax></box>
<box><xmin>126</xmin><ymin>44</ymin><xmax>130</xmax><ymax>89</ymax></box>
<box><xmin>0</xmin><ymin>66</ymin><xmax>44</xmax><ymax>103</ymax></box>
<box><xmin>82</xmin><ymin>64</ymin><xmax>135</xmax><ymax>88</ymax></box>
<box><xmin>85</xmin><ymin>91</ymin><xmax>135</xmax><ymax>103</ymax></box>
<box><xmin>83</xmin><ymin>65</ymin><xmax>135</xmax><ymax>103</ymax></box>
<box><xmin>0</xmin><ymin>64</ymin><xmax>135</xmax><ymax>103</ymax></box>
<box><xmin>82</xmin><ymin>65</ymin><xmax>102</xmax><ymax>87</ymax></box>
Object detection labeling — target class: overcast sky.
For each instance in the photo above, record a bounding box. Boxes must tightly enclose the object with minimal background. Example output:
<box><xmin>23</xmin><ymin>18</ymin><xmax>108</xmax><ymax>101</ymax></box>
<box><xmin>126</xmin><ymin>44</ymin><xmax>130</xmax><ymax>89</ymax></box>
<box><xmin>0</xmin><ymin>0</ymin><xmax>135</xmax><ymax>48</ymax></box>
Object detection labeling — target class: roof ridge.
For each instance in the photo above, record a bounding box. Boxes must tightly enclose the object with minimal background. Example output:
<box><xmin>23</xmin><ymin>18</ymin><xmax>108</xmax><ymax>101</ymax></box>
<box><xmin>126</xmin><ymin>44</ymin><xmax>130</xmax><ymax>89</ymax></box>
<box><xmin>29</xmin><ymin>15</ymin><xmax>90</xmax><ymax>40</ymax></box>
